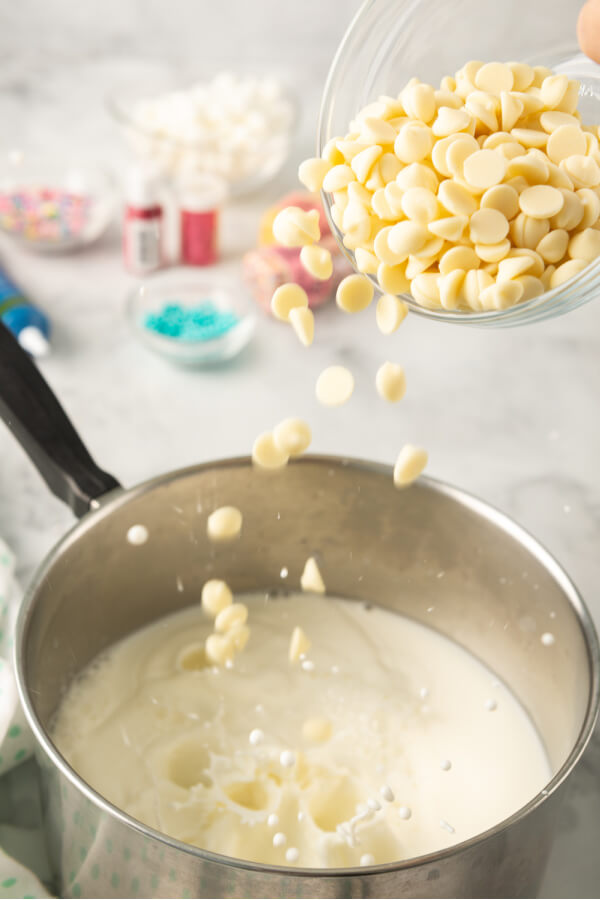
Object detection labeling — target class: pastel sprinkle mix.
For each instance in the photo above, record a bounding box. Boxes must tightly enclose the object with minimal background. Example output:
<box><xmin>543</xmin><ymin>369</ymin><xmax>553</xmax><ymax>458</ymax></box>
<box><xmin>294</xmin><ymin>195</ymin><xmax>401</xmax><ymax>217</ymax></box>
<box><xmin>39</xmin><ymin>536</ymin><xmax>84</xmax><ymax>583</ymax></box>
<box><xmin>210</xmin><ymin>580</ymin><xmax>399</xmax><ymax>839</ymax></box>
<box><xmin>0</xmin><ymin>188</ymin><xmax>91</xmax><ymax>242</ymax></box>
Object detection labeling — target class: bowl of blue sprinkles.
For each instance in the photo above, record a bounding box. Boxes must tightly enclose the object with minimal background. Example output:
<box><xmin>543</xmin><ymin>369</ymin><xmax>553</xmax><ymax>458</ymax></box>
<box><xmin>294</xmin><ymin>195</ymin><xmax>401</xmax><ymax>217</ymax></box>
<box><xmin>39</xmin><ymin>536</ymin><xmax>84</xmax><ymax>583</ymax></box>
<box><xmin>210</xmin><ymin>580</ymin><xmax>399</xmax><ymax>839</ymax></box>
<box><xmin>128</xmin><ymin>276</ymin><xmax>256</xmax><ymax>365</ymax></box>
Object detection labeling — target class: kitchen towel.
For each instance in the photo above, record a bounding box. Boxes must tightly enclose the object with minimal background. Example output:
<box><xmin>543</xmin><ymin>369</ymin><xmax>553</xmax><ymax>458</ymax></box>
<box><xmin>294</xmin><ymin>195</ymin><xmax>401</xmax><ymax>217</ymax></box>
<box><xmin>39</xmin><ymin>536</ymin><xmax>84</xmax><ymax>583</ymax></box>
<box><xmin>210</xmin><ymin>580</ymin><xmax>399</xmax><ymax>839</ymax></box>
<box><xmin>0</xmin><ymin>539</ymin><xmax>52</xmax><ymax>898</ymax></box>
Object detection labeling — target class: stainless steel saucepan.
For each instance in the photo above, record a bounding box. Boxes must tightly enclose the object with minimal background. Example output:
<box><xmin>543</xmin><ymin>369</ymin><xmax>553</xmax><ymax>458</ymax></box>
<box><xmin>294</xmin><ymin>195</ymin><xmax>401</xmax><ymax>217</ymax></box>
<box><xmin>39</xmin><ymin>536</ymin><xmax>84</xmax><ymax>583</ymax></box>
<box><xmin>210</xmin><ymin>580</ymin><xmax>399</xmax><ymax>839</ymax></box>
<box><xmin>0</xmin><ymin>323</ymin><xmax>598</xmax><ymax>899</ymax></box>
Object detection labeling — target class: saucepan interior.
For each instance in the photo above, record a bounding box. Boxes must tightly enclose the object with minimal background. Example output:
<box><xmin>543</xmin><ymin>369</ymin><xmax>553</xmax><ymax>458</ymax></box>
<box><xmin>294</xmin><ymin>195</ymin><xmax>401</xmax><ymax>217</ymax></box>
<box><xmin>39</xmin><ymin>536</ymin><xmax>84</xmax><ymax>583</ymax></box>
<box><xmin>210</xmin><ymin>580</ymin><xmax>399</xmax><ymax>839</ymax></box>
<box><xmin>16</xmin><ymin>456</ymin><xmax>599</xmax><ymax>898</ymax></box>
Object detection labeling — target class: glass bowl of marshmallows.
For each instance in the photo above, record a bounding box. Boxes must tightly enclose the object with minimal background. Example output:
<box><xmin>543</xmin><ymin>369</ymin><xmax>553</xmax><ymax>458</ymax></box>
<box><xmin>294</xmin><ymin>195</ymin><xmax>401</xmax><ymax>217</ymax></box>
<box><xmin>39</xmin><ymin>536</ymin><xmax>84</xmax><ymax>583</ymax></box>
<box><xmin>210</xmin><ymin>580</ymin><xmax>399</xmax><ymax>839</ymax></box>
<box><xmin>315</xmin><ymin>0</ymin><xmax>600</xmax><ymax>325</ymax></box>
<box><xmin>109</xmin><ymin>70</ymin><xmax>297</xmax><ymax>198</ymax></box>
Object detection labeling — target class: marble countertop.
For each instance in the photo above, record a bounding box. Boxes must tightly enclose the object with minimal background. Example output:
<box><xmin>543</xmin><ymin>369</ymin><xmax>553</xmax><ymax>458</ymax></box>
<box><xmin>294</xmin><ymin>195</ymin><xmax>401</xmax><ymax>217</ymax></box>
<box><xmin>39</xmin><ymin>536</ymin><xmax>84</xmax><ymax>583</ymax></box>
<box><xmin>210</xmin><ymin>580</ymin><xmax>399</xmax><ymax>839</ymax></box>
<box><xmin>0</xmin><ymin>7</ymin><xmax>599</xmax><ymax>892</ymax></box>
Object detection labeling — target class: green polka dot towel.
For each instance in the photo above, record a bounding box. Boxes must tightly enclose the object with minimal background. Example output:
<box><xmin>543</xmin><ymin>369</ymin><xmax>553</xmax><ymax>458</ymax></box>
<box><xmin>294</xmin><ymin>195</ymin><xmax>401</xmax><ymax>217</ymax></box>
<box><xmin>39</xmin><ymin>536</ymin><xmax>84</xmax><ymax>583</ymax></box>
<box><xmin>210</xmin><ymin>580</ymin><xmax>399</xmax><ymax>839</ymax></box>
<box><xmin>0</xmin><ymin>540</ymin><xmax>34</xmax><ymax>777</ymax></box>
<box><xmin>0</xmin><ymin>540</ymin><xmax>52</xmax><ymax>898</ymax></box>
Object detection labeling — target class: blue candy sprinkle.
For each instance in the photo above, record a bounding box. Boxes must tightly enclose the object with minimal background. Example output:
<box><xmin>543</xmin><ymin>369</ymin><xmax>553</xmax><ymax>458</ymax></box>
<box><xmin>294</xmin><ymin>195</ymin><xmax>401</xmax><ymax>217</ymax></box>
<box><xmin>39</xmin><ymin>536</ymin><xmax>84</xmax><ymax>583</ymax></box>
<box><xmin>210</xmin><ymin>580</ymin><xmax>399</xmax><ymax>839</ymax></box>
<box><xmin>144</xmin><ymin>300</ymin><xmax>239</xmax><ymax>342</ymax></box>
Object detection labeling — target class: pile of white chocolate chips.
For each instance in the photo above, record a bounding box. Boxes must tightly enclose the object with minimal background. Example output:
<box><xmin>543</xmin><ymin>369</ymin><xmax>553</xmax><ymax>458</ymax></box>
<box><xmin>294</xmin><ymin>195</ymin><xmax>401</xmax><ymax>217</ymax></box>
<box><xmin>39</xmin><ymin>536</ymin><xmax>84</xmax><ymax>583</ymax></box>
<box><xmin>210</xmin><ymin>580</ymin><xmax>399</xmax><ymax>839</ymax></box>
<box><xmin>217</xmin><ymin>60</ymin><xmax>600</xmax><ymax>661</ymax></box>
<box><xmin>276</xmin><ymin>60</ymin><xmax>600</xmax><ymax>315</ymax></box>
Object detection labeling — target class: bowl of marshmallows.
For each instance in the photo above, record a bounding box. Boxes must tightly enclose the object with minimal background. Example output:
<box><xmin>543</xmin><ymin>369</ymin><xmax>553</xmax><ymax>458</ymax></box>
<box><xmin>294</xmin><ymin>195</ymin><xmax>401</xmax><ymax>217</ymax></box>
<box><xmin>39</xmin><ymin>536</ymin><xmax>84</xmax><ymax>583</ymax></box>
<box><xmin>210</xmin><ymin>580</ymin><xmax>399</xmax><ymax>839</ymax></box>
<box><xmin>108</xmin><ymin>70</ymin><xmax>298</xmax><ymax>197</ymax></box>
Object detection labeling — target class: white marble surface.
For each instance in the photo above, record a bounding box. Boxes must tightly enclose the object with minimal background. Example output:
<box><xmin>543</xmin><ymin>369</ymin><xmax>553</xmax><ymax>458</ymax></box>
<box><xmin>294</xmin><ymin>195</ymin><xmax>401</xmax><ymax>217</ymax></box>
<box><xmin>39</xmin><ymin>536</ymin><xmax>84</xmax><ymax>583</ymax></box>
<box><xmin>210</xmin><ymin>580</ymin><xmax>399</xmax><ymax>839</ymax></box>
<box><xmin>0</xmin><ymin>0</ymin><xmax>599</xmax><ymax>896</ymax></box>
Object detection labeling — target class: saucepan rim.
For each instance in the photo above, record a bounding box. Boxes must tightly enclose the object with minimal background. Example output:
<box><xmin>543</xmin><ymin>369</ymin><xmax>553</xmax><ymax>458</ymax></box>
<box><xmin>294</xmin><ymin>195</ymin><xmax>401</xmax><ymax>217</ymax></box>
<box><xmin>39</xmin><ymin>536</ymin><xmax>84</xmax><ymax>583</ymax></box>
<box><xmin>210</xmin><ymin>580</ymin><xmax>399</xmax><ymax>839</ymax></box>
<box><xmin>14</xmin><ymin>454</ymin><xmax>600</xmax><ymax>878</ymax></box>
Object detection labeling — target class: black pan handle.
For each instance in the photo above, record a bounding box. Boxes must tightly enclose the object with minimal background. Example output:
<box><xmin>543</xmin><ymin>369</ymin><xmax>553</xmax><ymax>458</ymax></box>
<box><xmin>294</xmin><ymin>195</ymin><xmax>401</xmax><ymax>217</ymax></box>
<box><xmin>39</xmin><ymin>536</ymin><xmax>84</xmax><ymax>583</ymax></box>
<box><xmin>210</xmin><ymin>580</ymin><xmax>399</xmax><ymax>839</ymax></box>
<box><xmin>0</xmin><ymin>322</ymin><xmax>121</xmax><ymax>517</ymax></box>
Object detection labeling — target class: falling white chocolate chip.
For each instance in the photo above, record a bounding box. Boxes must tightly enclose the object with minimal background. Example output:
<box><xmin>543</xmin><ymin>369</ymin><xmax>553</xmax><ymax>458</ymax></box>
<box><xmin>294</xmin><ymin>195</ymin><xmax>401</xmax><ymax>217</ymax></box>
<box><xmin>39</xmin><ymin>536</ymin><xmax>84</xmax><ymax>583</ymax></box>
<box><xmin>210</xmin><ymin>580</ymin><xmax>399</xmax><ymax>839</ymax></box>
<box><xmin>127</xmin><ymin>525</ymin><xmax>148</xmax><ymax>546</ymax></box>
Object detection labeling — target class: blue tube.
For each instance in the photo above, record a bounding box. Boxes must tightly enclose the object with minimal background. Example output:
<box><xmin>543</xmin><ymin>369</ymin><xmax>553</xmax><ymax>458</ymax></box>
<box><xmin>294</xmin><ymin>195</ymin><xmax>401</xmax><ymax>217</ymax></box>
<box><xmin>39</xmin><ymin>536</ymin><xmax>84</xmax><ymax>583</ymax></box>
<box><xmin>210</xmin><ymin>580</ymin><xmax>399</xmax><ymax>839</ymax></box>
<box><xmin>0</xmin><ymin>269</ymin><xmax>50</xmax><ymax>357</ymax></box>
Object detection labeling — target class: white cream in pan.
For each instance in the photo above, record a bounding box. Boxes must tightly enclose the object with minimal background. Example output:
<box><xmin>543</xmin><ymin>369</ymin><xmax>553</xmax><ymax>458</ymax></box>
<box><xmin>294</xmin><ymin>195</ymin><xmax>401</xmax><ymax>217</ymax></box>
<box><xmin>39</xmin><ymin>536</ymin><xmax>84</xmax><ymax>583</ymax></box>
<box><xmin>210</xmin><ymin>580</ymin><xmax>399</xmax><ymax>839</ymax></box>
<box><xmin>52</xmin><ymin>593</ymin><xmax>551</xmax><ymax>868</ymax></box>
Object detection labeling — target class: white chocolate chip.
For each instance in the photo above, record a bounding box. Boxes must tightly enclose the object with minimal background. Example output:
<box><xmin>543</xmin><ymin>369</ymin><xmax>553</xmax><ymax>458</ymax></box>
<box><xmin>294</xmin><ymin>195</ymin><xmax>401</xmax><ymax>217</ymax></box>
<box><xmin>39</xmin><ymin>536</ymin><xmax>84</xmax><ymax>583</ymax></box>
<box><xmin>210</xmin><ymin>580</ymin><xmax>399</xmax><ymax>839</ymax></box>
<box><xmin>127</xmin><ymin>524</ymin><xmax>148</xmax><ymax>546</ymax></box>
<box><xmin>469</xmin><ymin>208</ymin><xmax>509</xmax><ymax>244</ymax></box>
<box><xmin>536</xmin><ymin>229</ymin><xmax>569</xmax><ymax>264</ymax></box>
<box><xmin>475</xmin><ymin>238</ymin><xmax>511</xmax><ymax>263</ymax></box>
<box><xmin>271</xmin><ymin>283</ymin><xmax>308</xmax><ymax>322</ymax></box>
<box><xmin>298</xmin><ymin>157</ymin><xmax>331</xmax><ymax>193</ymax></box>
<box><xmin>393</xmin><ymin>445</ymin><xmax>428</xmax><ymax>487</ymax></box>
<box><xmin>519</xmin><ymin>185</ymin><xmax>564</xmax><ymax>218</ymax></box>
<box><xmin>215</xmin><ymin>602</ymin><xmax>248</xmax><ymax>633</ymax></box>
<box><xmin>497</xmin><ymin>256</ymin><xmax>535</xmax><ymax>281</ymax></box>
<box><xmin>509</xmin><ymin>248</ymin><xmax>545</xmax><ymax>277</ymax></box>
<box><xmin>411</xmin><ymin>272</ymin><xmax>441</xmax><ymax>307</ymax></box>
<box><xmin>323</xmin><ymin>164</ymin><xmax>355</xmax><ymax>193</ymax></box>
<box><xmin>376</xmin><ymin>362</ymin><xmax>406</xmax><ymax>403</ymax></box>
<box><xmin>439</xmin><ymin>246</ymin><xmax>480</xmax><ymax>274</ymax></box>
<box><xmin>507</xmin><ymin>154</ymin><xmax>549</xmax><ymax>184</ymax></box>
<box><xmin>540</xmin><ymin>74</ymin><xmax>569</xmax><ymax>109</ymax></box>
<box><xmin>480</xmin><ymin>278</ymin><xmax>524</xmax><ymax>310</ymax></box>
<box><xmin>500</xmin><ymin>92</ymin><xmax>524</xmax><ymax>132</ymax></box>
<box><xmin>400</xmin><ymin>187</ymin><xmax>439</xmax><ymax>223</ymax></box>
<box><xmin>463</xmin><ymin>150</ymin><xmax>506</xmax><ymax>190</ymax></box>
<box><xmin>201</xmin><ymin>579</ymin><xmax>233</xmax><ymax>618</ymax></box>
<box><xmin>336</xmin><ymin>274</ymin><xmax>374</xmax><ymax>313</ymax></box>
<box><xmin>376</xmin><ymin>294</ymin><xmax>408</xmax><ymax>333</ymax></box>
<box><xmin>273</xmin><ymin>418</ymin><xmax>312</xmax><ymax>457</ymax></box>
<box><xmin>299</xmin><ymin>245</ymin><xmax>333</xmax><ymax>281</ymax></box>
<box><xmin>403</xmin><ymin>82</ymin><xmax>436</xmax><ymax>122</ymax></box>
<box><xmin>355</xmin><ymin>247</ymin><xmax>380</xmax><ymax>274</ymax></box>
<box><xmin>568</xmin><ymin>227</ymin><xmax>600</xmax><ymax>261</ymax></box>
<box><xmin>432</xmin><ymin>106</ymin><xmax>472</xmax><ymax>137</ymax></box>
<box><xmin>289</xmin><ymin>626</ymin><xmax>311</xmax><ymax>663</ymax></box>
<box><xmin>508</xmin><ymin>62</ymin><xmax>534</xmax><ymax>91</ymax></box>
<box><xmin>562</xmin><ymin>155</ymin><xmax>600</xmax><ymax>189</ymax></box>
<box><xmin>438</xmin><ymin>180</ymin><xmax>478</xmax><ymax>217</ymax></box>
<box><xmin>288</xmin><ymin>307</ymin><xmax>314</xmax><ymax>347</ymax></box>
<box><xmin>205</xmin><ymin>633</ymin><xmax>234</xmax><ymax>666</ymax></box>
<box><xmin>480</xmin><ymin>184</ymin><xmax>520</xmax><ymax>220</ymax></box>
<box><xmin>252</xmin><ymin>432</ymin><xmax>289</xmax><ymax>469</ymax></box>
<box><xmin>428</xmin><ymin>215</ymin><xmax>468</xmax><ymax>242</ymax></box>
<box><xmin>272</xmin><ymin>206</ymin><xmax>320</xmax><ymax>247</ymax></box>
<box><xmin>445</xmin><ymin>135</ymin><xmax>479</xmax><ymax>179</ymax></box>
<box><xmin>315</xmin><ymin>366</ymin><xmax>354</xmax><ymax>406</ymax></box>
<box><xmin>300</xmin><ymin>557</ymin><xmax>326</xmax><ymax>594</ymax></box>
<box><xmin>361</xmin><ymin>116</ymin><xmax>397</xmax><ymax>144</ymax></box>
<box><xmin>394</xmin><ymin>123</ymin><xmax>434</xmax><ymax>163</ymax></box>
<box><xmin>377</xmin><ymin>262</ymin><xmax>410</xmax><ymax>294</ymax></box>
<box><xmin>546</xmin><ymin>125</ymin><xmax>586</xmax><ymax>164</ymax></box>
<box><xmin>207</xmin><ymin>506</ymin><xmax>242</xmax><ymax>542</ymax></box>
<box><xmin>515</xmin><ymin>275</ymin><xmax>544</xmax><ymax>301</ymax></box>
<box><xmin>510</xmin><ymin>128</ymin><xmax>547</xmax><ymax>149</ymax></box>
<box><xmin>540</xmin><ymin>111</ymin><xmax>579</xmax><ymax>133</ymax></box>
<box><xmin>439</xmin><ymin>269</ymin><xmax>466</xmax><ymax>309</ymax></box>
<box><xmin>396</xmin><ymin>162</ymin><xmax>439</xmax><ymax>193</ymax></box>
<box><xmin>387</xmin><ymin>221</ymin><xmax>429</xmax><ymax>257</ymax></box>
<box><xmin>351</xmin><ymin>145</ymin><xmax>382</xmax><ymax>183</ymax></box>
<box><xmin>577</xmin><ymin>188</ymin><xmax>600</xmax><ymax>229</ymax></box>
<box><xmin>475</xmin><ymin>62</ymin><xmax>514</xmax><ymax>93</ymax></box>
<box><xmin>550</xmin><ymin>189</ymin><xmax>584</xmax><ymax>230</ymax></box>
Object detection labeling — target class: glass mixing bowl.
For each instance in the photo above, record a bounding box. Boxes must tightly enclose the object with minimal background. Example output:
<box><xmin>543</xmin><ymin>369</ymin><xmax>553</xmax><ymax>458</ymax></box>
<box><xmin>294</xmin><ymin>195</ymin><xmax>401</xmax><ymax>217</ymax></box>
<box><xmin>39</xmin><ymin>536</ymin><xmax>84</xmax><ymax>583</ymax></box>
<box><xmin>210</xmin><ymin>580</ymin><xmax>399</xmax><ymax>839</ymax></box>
<box><xmin>127</xmin><ymin>274</ymin><xmax>256</xmax><ymax>366</ymax></box>
<box><xmin>318</xmin><ymin>0</ymin><xmax>600</xmax><ymax>326</ymax></box>
<box><xmin>0</xmin><ymin>152</ymin><xmax>115</xmax><ymax>253</ymax></box>
<box><xmin>108</xmin><ymin>69</ymin><xmax>298</xmax><ymax>199</ymax></box>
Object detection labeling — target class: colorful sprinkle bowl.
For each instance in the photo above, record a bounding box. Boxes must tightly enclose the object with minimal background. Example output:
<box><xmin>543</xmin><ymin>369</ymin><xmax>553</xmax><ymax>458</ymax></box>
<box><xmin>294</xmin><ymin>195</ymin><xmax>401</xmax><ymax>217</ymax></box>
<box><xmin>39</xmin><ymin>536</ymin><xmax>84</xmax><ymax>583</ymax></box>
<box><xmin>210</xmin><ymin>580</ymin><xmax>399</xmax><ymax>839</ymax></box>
<box><xmin>127</xmin><ymin>275</ymin><xmax>256</xmax><ymax>365</ymax></box>
<box><xmin>0</xmin><ymin>153</ymin><xmax>116</xmax><ymax>252</ymax></box>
